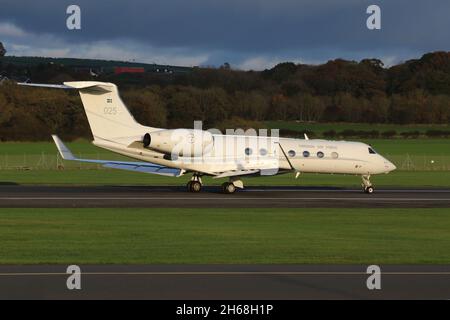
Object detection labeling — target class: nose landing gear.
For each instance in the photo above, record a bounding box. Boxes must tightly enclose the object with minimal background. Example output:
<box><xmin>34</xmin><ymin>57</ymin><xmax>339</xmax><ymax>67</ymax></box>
<box><xmin>361</xmin><ymin>175</ymin><xmax>374</xmax><ymax>194</ymax></box>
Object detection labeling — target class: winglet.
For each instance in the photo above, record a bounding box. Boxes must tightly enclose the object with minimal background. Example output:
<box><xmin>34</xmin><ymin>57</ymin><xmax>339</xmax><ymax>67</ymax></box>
<box><xmin>304</xmin><ymin>133</ymin><xmax>309</xmax><ymax>140</ymax></box>
<box><xmin>52</xmin><ymin>135</ymin><xmax>76</xmax><ymax>160</ymax></box>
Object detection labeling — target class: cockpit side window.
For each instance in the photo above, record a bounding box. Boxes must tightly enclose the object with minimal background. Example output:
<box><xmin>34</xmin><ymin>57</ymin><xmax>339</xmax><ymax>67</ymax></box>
<box><xmin>368</xmin><ymin>147</ymin><xmax>377</xmax><ymax>154</ymax></box>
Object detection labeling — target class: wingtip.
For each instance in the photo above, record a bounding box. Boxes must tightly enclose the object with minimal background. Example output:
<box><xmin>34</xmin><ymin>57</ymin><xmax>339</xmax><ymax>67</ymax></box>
<box><xmin>51</xmin><ymin>134</ymin><xmax>75</xmax><ymax>160</ymax></box>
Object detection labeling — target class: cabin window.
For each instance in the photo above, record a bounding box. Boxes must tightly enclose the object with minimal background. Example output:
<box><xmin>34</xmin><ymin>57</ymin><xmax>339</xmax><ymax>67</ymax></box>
<box><xmin>368</xmin><ymin>147</ymin><xmax>376</xmax><ymax>154</ymax></box>
<box><xmin>303</xmin><ymin>151</ymin><xmax>310</xmax><ymax>158</ymax></box>
<box><xmin>317</xmin><ymin>151</ymin><xmax>324</xmax><ymax>158</ymax></box>
<box><xmin>245</xmin><ymin>147</ymin><xmax>252</xmax><ymax>156</ymax></box>
<box><xmin>259</xmin><ymin>148</ymin><xmax>268</xmax><ymax>156</ymax></box>
<box><xmin>331</xmin><ymin>152</ymin><xmax>339</xmax><ymax>159</ymax></box>
<box><xmin>288</xmin><ymin>150</ymin><xmax>296</xmax><ymax>158</ymax></box>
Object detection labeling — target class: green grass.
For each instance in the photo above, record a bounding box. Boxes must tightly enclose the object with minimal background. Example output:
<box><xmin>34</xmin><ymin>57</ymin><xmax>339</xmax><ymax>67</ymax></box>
<box><xmin>1</xmin><ymin>139</ymin><xmax>449</xmax><ymax>185</ymax></box>
<box><xmin>265</xmin><ymin>121</ymin><xmax>450</xmax><ymax>135</ymax></box>
<box><xmin>0</xmin><ymin>140</ymin><xmax>113</xmax><ymax>155</ymax></box>
<box><xmin>1</xmin><ymin>138</ymin><xmax>449</xmax><ymax>156</ymax></box>
<box><xmin>0</xmin><ymin>208</ymin><xmax>449</xmax><ymax>264</ymax></box>
<box><xmin>1</xmin><ymin>170</ymin><xmax>450</xmax><ymax>187</ymax></box>
<box><xmin>361</xmin><ymin>139</ymin><xmax>450</xmax><ymax>156</ymax></box>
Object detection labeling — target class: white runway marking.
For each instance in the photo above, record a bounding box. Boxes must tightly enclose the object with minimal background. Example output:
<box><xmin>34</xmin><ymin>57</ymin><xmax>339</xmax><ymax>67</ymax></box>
<box><xmin>0</xmin><ymin>197</ymin><xmax>449</xmax><ymax>201</ymax></box>
<box><xmin>244</xmin><ymin>189</ymin><xmax>450</xmax><ymax>193</ymax></box>
<box><xmin>1</xmin><ymin>271</ymin><xmax>450</xmax><ymax>277</ymax></box>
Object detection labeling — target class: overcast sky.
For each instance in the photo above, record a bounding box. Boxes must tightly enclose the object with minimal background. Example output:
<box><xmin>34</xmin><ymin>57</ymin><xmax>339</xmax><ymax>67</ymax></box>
<box><xmin>0</xmin><ymin>0</ymin><xmax>449</xmax><ymax>70</ymax></box>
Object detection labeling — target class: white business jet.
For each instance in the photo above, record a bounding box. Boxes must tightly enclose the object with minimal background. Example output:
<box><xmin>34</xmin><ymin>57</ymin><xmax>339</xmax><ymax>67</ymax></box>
<box><xmin>19</xmin><ymin>81</ymin><xmax>396</xmax><ymax>194</ymax></box>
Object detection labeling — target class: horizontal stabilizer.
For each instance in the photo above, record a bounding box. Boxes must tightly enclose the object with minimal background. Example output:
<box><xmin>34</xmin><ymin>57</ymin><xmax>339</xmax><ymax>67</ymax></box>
<box><xmin>18</xmin><ymin>81</ymin><xmax>113</xmax><ymax>92</ymax></box>
<box><xmin>18</xmin><ymin>83</ymin><xmax>74</xmax><ymax>90</ymax></box>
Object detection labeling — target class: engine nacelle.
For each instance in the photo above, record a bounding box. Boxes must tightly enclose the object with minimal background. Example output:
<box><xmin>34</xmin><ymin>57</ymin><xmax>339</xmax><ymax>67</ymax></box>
<box><xmin>143</xmin><ymin>129</ymin><xmax>213</xmax><ymax>157</ymax></box>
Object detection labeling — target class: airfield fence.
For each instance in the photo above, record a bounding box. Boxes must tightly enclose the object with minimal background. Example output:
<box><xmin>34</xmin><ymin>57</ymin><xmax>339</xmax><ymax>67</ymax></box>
<box><xmin>0</xmin><ymin>153</ymin><xmax>449</xmax><ymax>171</ymax></box>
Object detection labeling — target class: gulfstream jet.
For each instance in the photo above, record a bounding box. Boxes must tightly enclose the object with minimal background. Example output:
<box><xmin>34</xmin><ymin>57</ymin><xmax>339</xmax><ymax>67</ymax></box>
<box><xmin>19</xmin><ymin>81</ymin><xmax>396</xmax><ymax>194</ymax></box>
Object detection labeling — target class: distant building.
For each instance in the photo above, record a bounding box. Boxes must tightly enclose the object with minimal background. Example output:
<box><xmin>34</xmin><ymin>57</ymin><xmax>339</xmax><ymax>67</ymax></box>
<box><xmin>114</xmin><ymin>66</ymin><xmax>145</xmax><ymax>75</ymax></box>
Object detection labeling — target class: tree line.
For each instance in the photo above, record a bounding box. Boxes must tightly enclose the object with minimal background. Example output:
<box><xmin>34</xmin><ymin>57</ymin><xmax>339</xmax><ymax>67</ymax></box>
<box><xmin>0</xmin><ymin>51</ymin><xmax>450</xmax><ymax>141</ymax></box>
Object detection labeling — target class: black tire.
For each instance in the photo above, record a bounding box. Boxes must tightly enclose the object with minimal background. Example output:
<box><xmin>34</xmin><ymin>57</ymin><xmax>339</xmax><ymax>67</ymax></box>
<box><xmin>191</xmin><ymin>181</ymin><xmax>202</xmax><ymax>193</ymax></box>
<box><xmin>223</xmin><ymin>182</ymin><xmax>236</xmax><ymax>194</ymax></box>
<box><xmin>186</xmin><ymin>181</ymin><xmax>193</xmax><ymax>192</ymax></box>
<box><xmin>221</xmin><ymin>182</ymin><xmax>228</xmax><ymax>193</ymax></box>
<box><xmin>364</xmin><ymin>186</ymin><xmax>374</xmax><ymax>194</ymax></box>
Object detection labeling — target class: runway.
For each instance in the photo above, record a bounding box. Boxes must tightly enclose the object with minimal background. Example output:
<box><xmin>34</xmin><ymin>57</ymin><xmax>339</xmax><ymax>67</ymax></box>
<box><xmin>1</xmin><ymin>264</ymin><xmax>450</xmax><ymax>299</ymax></box>
<box><xmin>0</xmin><ymin>185</ymin><xmax>449</xmax><ymax>208</ymax></box>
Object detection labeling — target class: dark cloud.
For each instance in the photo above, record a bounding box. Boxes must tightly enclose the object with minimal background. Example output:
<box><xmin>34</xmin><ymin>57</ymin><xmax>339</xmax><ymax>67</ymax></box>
<box><xmin>0</xmin><ymin>0</ymin><xmax>449</xmax><ymax>68</ymax></box>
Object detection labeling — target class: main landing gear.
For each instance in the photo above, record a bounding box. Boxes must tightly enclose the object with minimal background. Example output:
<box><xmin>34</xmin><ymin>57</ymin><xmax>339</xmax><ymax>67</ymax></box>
<box><xmin>222</xmin><ymin>178</ymin><xmax>243</xmax><ymax>194</ymax></box>
<box><xmin>186</xmin><ymin>174</ymin><xmax>243</xmax><ymax>194</ymax></box>
<box><xmin>361</xmin><ymin>175</ymin><xmax>374</xmax><ymax>194</ymax></box>
<box><xmin>222</xmin><ymin>182</ymin><xmax>236</xmax><ymax>194</ymax></box>
<box><xmin>187</xmin><ymin>175</ymin><xmax>203</xmax><ymax>193</ymax></box>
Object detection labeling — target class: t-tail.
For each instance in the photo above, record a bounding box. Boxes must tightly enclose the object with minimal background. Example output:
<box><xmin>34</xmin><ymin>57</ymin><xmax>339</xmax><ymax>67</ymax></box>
<box><xmin>18</xmin><ymin>81</ymin><xmax>159</xmax><ymax>145</ymax></box>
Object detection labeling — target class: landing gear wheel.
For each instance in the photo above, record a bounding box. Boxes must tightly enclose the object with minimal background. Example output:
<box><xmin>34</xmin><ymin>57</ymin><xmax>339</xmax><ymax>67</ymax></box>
<box><xmin>364</xmin><ymin>186</ymin><xmax>374</xmax><ymax>194</ymax></box>
<box><xmin>190</xmin><ymin>181</ymin><xmax>202</xmax><ymax>193</ymax></box>
<box><xmin>186</xmin><ymin>181</ymin><xmax>192</xmax><ymax>192</ymax></box>
<box><xmin>361</xmin><ymin>175</ymin><xmax>374</xmax><ymax>194</ymax></box>
<box><xmin>222</xmin><ymin>182</ymin><xmax>236</xmax><ymax>194</ymax></box>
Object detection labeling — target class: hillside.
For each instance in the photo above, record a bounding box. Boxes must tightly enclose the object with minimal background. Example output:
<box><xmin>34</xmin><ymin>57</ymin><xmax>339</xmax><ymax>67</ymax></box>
<box><xmin>0</xmin><ymin>52</ymin><xmax>449</xmax><ymax>141</ymax></box>
<box><xmin>1</xmin><ymin>56</ymin><xmax>193</xmax><ymax>73</ymax></box>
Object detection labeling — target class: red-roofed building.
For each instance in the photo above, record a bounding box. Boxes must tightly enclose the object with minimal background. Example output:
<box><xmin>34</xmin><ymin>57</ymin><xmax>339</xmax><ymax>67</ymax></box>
<box><xmin>114</xmin><ymin>67</ymin><xmax>145</xmax><ymax>74</ymax></box>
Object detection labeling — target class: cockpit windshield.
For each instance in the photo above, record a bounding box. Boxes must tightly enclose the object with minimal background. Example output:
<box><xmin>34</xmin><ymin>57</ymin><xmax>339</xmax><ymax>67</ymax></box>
<box><xmin>368</xmin><ymin>147</ymin><xmax>377</xmax><ymax>154</ymax></box>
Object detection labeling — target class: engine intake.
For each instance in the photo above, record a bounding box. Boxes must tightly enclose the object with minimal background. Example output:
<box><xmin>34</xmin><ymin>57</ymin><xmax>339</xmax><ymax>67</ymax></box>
<box><xmin>143</xmin><ymin>133</ymin><xmax>151</xmax><ymax>147</ymax></box>
<box><xmin>143</xmin><ymin>129</ymin><xmax>213</xmax><ymax>157</ymax></box>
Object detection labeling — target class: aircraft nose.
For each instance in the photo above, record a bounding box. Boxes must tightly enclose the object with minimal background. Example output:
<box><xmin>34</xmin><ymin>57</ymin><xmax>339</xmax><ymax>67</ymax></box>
<box><xmin>385</xmin><ymin>160</ymin><xmax>396</xmax><ymax>172</ymax></box>
<box><xmin>390</xmin><ymin>162</ymin><xmax>397</xmax><ymax>171</ymax></box>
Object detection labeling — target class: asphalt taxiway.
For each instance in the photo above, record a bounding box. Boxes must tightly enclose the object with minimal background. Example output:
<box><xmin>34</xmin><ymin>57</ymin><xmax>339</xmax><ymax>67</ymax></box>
<box><xmin>0</xmin><ymin>185</ymin><xmax>449</xmax><ymax>208</ymax></box>
<box><xmin>1</xmin><ymin>264</ymin><xmax>450</xmax><ymax>299</ymax></box>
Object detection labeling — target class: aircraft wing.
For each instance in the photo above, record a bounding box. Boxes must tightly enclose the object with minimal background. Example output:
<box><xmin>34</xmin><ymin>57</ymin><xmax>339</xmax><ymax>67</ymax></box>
<box><xmin>212</xmin><ymin>170</ymin><xmax>260</xmax><ymax>179</ymax></box>
<box><xmin>212</xmin><ymin>167</ymin><xmax>282</xmax><ymax>179</ymax></box>
<box><xmin>52</xmin><ymin>135</ymin><xmax>183</xmax><ymax>177</ymax></box>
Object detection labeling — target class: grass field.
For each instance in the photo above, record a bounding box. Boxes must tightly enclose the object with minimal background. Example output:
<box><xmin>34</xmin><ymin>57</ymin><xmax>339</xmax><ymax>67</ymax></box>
<box><xmin>265</xmin><ymin>121</ymin><xmax>450</xmax><ymax>135</ymax></box>
<box><xmin>0</xmin><ymin>208</ymin><xmax>449</xmax><ymax>264</ymax></box>
<box><xmin>1</xmin><ymin>138</ymin><xmax>449</xmax><ymax>186</ymax></box>
<box><xmin>1</xmin><ymin>170</ymin><xmax>450</xmax><ymax>187</ymax></box>
<box><xmin>2</xmin><ymin>138</ymin><xmax>449</xmax><ymax>156</ymax></box>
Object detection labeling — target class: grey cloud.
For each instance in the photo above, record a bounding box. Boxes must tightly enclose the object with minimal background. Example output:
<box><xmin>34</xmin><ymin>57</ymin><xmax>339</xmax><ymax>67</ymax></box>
<box><xmin>0</xmin><ymin>0</ymin><xmax>449</xmax><ymax>69</ymax></box>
